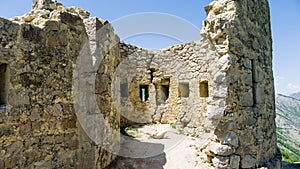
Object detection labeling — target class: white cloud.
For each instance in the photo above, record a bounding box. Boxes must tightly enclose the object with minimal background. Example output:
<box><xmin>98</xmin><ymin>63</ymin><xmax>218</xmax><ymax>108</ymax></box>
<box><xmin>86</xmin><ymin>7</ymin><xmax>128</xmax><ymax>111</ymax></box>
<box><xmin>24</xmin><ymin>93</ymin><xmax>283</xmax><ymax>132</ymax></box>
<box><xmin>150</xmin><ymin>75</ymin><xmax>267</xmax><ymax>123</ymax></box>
<box><xmin>287</xmin><ymin>83</ymin><xmax>300</xmax><ymax>92</ymax></box>
<box><xmin>275</xmin><ymin>75</ymin><xmax>285</xmax><ymax>81</ymax></box>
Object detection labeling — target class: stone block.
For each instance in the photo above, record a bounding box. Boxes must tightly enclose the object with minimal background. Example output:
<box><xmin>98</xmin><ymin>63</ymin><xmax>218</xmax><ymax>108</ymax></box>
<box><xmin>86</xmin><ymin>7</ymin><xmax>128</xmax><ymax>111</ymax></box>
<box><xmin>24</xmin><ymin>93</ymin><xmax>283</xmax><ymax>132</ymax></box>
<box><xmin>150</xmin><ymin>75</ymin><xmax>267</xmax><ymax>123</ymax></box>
<box><xmin>240</xmin><ymin>89</ymin><xmax>254</xmax><ymax>107</ymax></box>
<box><xmin>255</xmin><ymin>85</ymin><xmax>264</xmax><ymax>104</ymax></box>
<box><xmin>8</xmin><ymin>90</ymin><xmax>30</xmax><ymax>106</ymax></box>
<box><xmin>218</xmin><ymin>132</ymin><xmax>239</xmax><ymax>148</ymax></box>
<box><xmin>230</xmin><ymin>155</ymin><xmax>240</xmax><ymax>169</ymax></box>
<box><xmin>206</xmin><ymin>105</ymin><xmax>224</xmax><ymax>120</ymax></box>
<box><xmin>62</xmin><ymin>117</ymin><xmax>77</xmax><ymax>129</ymax></box>
<box><xmin>67</xmin><ymin>139</ymin><xmax>79</xmax><ymax>150</ymax></box>
<box><xmin>217</xmin><ymin>122</ymin><xmax>237</xmax><ymax>132</ymax></box>
<box><xmin>206</xmin><ymin>142</ymin><xmax>235</xmax><ymax>156</ymax></box>
<box><xmin>29</xmin><ymin>106</ymin><xmax>41</xmax><ymax>121</ymax></box>
<box><xmin>25</xmin><ymin>137</ymin><xmax>39</xmax><ymax>149</ymax></box>
<box><xmin>214</xmin><ymin>72</ymin><xmax>226</xmax><ymax>83</ymax></box>
<box><xmin>239</xmin><ymin>129</ymin><xmax>254</xmax><ymax>146</ymax></box>
<box><xmin>4</xmin><ymin>156</ymin><xmax>18</xmax><ymax>168</ymax></box>
<box><xmin>45</xmin><ymin>20</ymin><xmax>60</xmax><ymax>31</ymax></box>
<box><xmin>46</xmin><ymin>31</ymin><xmax>68</xmax><ymax>46</ymax></box>
<box><xmin>241</xmin><ymin>155</ymin><xmax>256</xmax><ymax>168</ymax></box>
<box><xmin>60</xmin><ymin>12</ymin><xmax>82</xmax><ymax>26</ymax></box>
<box><xmin>20</xmin><ymin>123</ymin><xmax>32</xmax><ymax>135</ymax></box>
<box><xmin>212</xmin><ymin>156</ymin><xmax>230</xmax><ymax>169</ymax></box>
<box><xmin>0</xmin><ymin>159</ymin><xmax>4</xmax><ymax>169</ymax></box>
<box><xmin>235</xmin><ymin>145</ymin><xmax>257</xmax><ymax>156</ymax></box>
<box><xmin>22</xmin><ymin>25</ymin><xmax>46</xmax><ymax>44</ymax></box>
<box><xmin>0</xmin><ymin>125</ymin><xmax>14</xmax><ymax>136</ymax></box>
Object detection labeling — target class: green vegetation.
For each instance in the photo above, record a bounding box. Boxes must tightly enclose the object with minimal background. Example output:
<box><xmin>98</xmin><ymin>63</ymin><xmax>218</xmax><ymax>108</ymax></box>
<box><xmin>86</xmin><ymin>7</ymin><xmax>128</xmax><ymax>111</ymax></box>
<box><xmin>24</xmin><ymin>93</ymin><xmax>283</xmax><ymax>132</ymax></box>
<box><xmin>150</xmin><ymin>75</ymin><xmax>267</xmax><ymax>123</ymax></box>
<box><xmin>170</xmin><ymin>123</ymin><xmax>176</xmax><ymax>129</ymax></box>
<box><xmin>177</xmin><ymin>128</ymin><xmax>185</xmax><ymax>135</ymax></box>
<box><xmin>280</xmin><ymin>149</ymin><xmax>300</xmax><ymax>162</ymax></box>
<box><xmin>276</xmin><ymin>94</ymin><xmax>300</xmax><ymax>162</ymax></box>
<box><xmin>121</xmin><ymin>127</ymin><xmax>139</xmax><ymax>138</ymax></box>
<box><xmin>277</xmin><ymin>131</ymin><xmax>300</xmax><ymax>162</ymax></box>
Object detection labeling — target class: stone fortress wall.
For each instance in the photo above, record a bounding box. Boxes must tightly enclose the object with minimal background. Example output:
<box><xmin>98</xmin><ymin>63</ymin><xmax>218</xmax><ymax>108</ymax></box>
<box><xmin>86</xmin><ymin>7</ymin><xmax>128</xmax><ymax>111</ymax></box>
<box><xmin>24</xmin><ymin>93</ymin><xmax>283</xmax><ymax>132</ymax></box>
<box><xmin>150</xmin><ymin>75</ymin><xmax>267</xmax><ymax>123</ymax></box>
<box><xmin>0</xmin><ymin>0</ymin><xmax>281</xmax><ymax>168</ymax></box>
<box><xmin>199</xmin><ymin>0</ymin><xmax>281</xmax><ymax>168</ymax></box>
<box><xmin>0</xmin><ymin>1</ymin><xmax>120</xmax><ymax>169</ymax></box>
<box><xmin>117</xmin><ymin>40</ymin><xmax>226</xmax><ymax>138</ymax></box>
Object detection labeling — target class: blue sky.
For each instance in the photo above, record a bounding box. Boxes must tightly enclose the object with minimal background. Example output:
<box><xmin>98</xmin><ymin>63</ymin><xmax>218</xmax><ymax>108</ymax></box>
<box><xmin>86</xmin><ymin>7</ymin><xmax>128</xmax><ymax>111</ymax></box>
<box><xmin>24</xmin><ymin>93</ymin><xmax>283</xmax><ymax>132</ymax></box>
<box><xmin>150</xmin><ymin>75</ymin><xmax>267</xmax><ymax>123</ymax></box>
<box><xmin>0</xmin><ymin>0</ymin><xmax>299</xmax><ymax>95</ymax></box>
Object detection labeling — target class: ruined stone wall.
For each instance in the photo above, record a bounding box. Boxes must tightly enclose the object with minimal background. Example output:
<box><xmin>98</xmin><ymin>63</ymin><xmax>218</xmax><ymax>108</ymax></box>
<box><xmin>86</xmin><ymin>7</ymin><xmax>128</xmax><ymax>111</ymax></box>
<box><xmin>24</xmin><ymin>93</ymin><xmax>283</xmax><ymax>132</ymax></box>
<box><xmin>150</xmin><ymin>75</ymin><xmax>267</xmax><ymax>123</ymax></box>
<box><xmin>116</xmin><ymin>0</ymin><xmax>281</xmax><ymax>168</ymax></box>
<box><xmin>117</xmin><ymin>40</ymin><xmax>229</xmax><ymax>137</ymax></box>
<box><xmin>0</xmin><ymin>0</ymin><xmax>281</xmax><ymax>168</ymax></box>
<box><xmin>0</xmin><ymin>3</ymin><xmax>120</xmax><ymax>169</ymax></box>
<box><xmin>200</xmin><ymin>0</ymin><xmax>281</xmax><ymax>168</ymax></box>
<box><xmin>116</xmin><ymin>43</ymin><xmax>155</xmax><ymax>126</ymax></box>
<box><xmin>0</xmin><ymin>13</ymin><xmax>83</xmax><ymax>168</ymax></box>
<box><xmin>80</xmin><ymin>17</ymin><xmax>121</xmax><ymax>169</ymax></box>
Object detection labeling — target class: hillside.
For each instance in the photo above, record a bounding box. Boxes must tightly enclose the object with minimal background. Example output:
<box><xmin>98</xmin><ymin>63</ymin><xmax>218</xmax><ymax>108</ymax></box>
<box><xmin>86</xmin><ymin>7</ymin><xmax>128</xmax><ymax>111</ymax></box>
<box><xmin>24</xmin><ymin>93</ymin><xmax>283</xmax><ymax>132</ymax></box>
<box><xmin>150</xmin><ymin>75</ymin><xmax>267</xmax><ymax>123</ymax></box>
<box><xmin>275</xmin><ymin>94</ymin><xmax>300</xmax><ymax>162</ymax></box>
<box><xmin>290</xmin><ymin>92</ymin><xmax>300</xmax><ymax>100</ymax></box>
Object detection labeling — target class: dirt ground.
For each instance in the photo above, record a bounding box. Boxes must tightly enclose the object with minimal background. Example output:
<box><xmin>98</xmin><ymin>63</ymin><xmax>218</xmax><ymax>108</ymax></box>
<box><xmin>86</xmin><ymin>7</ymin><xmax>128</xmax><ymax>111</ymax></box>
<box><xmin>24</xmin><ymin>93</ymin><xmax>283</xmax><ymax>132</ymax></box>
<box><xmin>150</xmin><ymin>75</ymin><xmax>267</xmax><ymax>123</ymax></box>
<box><xmin>107</xmin><ymin>124</ymin><xmax>212</xmax><ymax>169</ymax></box>
<box><xmin>108</xmin><ymin>124</ymin><xmax>292</xmax><ymax>169</ymax></box>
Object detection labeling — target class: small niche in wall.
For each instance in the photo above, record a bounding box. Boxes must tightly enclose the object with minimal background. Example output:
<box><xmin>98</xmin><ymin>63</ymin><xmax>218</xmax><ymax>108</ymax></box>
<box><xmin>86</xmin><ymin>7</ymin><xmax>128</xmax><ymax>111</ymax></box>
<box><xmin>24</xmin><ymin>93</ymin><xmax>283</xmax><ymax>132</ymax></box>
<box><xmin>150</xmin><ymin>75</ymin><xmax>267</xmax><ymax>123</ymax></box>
<box><xmin>160</xmin><ymin>85</ymin><xmax>170</xmax><ymax>102</ymax></box>
<box><xmin>140</xmin><ymin>85</ymin><xmax>149</xmax><ymax>102</ymax></box>
<box><xmin>251</xmin><ymin>59</ymin><xmax>257</xmax><ymax>106</ymax></box>
<box><xmin>0</xmin><ymin>63</ymin><xmax>8</xmax><ymax>108</ymax></box>
<box><xmin>120</xmin><ymin>83</ymin><xmax>128</xmax><ymax>98</ymax></box>
<box><xmin>178</xmin><ymin>82</ymin><xmax>189</xmax><ymax>97</ymax></box>
<box><xmin>159</xmin><ymin>79</ymin><xmax>170</xmax><ymax>102</ymax></box>
<box><xmin>200</xmin><ymin>81</ymin><xmax>209</xmax><ymax>97</ymax></box>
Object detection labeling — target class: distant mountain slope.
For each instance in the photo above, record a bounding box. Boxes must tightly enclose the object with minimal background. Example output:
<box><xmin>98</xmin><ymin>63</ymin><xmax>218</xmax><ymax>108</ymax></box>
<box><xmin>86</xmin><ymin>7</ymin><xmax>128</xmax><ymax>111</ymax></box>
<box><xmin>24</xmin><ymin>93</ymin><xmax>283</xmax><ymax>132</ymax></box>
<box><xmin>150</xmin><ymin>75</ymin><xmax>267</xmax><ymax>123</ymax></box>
<box><xmin>275</xmin><ymin>94</ymin><xmax>300</xmax><ymax>161</ymax></box>
<box><xmin>290</xmin><ymin>92</ymin><xmax>300</xmax><ymax>100</ymax></box>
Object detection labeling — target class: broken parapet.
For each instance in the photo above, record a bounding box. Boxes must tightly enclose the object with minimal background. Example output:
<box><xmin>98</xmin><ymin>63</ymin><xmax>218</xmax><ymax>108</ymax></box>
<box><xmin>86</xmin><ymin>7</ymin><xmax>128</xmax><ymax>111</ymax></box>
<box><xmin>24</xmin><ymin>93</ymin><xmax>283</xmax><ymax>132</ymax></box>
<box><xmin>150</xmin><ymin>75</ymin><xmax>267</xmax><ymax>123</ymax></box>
<box><xmin>32</xmin><ymin>0</ymin><xmax>57</xmax><ymax>10</ymax></box>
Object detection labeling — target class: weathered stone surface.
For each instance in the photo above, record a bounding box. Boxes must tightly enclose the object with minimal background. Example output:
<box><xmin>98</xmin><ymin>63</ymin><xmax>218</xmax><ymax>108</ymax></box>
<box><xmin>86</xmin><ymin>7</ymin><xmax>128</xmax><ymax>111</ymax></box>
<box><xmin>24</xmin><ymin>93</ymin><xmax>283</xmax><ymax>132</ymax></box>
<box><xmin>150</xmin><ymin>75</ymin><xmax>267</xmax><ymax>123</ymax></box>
<box><xmin>60</xmin><ymin>12</ymin><xmax>82</xmax><ymax>25</ymax></box>
<box><xmin>0</xmin><ymin>159</ymin><xmax>4</xmax><ymax>169</ymax></box>
<box><xmin>198</xmin><ymin>0</ymin><xmax>280</xmax><ymax>168</ymax></box>
<box><xmin>241</xmin><ymin>155</ymin><xmax>256</xmax><ymax>168</ymax></box>
<box><xmin>0</xmin><ymin>125</ymin><xmax>14</xmax><ymax>136</ymax></box>
<box><xmin>205</xmin><ymin>142</ymin><xmax>235</xmax><ymax>156</ymax></box>
<box><xmin>230</xmin><ymin>155</ymin><xmax>240</xmax><ymax>169</ymax></box>
<box><xmin>0</xmin><ymin>1</ymin><xmax>120</xmax><ymax>169</ymax></box>
<box><xmin>217</xmin><ymin>132</ymin><xmax>239</xmax><ymax>148</ymax></box>
<box><xmin>212</xmin><ymin>156</ymin><xmax>230</xmax><ymax>169</ymax></box>
<box><xmin>0</xmin><ymin>0</ymin><xmax>280</xmax><ymax>168</ymax></box>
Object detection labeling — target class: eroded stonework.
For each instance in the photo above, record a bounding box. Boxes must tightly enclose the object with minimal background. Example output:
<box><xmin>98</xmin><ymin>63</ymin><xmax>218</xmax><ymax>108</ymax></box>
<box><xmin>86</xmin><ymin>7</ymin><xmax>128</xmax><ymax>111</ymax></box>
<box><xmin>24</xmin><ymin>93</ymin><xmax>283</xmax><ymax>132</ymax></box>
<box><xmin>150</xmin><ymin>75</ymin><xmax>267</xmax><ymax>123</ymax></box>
<box><xmin>0</xmin><ymin>1</ymin><xmax>119</xmax><ymax>169</ymax></box>
<box><xmin>0</xmin><ymin>0</ymin><xmax>281</xmax><ymax>168</ymax></box>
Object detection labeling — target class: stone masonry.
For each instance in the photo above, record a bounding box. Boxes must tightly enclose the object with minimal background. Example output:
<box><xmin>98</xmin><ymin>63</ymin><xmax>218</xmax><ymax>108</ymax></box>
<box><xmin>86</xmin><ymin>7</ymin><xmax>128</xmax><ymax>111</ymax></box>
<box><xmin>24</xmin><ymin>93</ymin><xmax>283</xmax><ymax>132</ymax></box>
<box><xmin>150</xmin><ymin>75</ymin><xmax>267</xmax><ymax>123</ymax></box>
<box><xmin>199</xmin><ymin>0</ymin><xmax>281</xmax><ymax>168</ymax></box>
<box><xmin>0</xmin><ymin>1</ymin><xmax>120</xmax><ymax>168</ymax></box>
<box><xmin>0</xmin><ymin>0</ymin><xmax>281</xmax><ymax>168</ymax></box>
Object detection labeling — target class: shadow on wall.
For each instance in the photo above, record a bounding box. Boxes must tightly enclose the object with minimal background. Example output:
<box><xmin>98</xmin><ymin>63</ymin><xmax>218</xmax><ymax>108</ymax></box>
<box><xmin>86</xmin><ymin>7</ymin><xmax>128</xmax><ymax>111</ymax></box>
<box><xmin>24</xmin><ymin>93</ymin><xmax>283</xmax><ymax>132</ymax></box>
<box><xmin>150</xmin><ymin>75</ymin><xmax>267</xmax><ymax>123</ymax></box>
<box><xmin>107</xmin><ymin>135</ymin><xmax>166</xmax><ymax>169</ymax></box>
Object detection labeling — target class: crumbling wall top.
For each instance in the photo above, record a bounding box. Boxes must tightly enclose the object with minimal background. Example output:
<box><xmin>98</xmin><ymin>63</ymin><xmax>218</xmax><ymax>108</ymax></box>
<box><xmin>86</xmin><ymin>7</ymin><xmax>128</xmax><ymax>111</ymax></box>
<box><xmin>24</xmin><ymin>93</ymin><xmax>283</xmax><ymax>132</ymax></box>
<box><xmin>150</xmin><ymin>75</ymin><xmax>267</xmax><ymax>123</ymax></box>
<box><xmin>12</xmin><ymin>0</ymin><xmax>90</xmax><ymax>27</ymax></box>
<box><xmin>32</xmin><ymin>0</ymin><xmax>57</xmax><ymax>10</ymax></box>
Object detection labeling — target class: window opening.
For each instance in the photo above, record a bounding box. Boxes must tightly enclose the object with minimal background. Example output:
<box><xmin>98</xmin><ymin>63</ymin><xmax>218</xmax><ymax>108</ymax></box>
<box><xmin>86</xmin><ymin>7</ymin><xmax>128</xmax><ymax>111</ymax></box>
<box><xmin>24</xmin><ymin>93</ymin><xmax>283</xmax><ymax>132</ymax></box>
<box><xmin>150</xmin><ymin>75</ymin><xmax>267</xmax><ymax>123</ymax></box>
<box><xmin>161</xmin><ymin>85</ymin><xmax>170</xmax><ymax>101</ymax></box>
<box><xmin>140</xmin><ymin>85</ymin><xmax>149</xmax><ymax>102</ymax></box>
<box><xmin>178</xmin><ymin>83</ymin><xmax>189</xmax><ymax>97</ymax></box>
<box><xmin>0</xmin><ymin>64</ymin><xmax>8</xmax><ymax>108</ymax></box>
<box><xmin>200</xmin><ymin>81</ymin><xmax>209</xmax><ymax>97</ymax></box>
<box><xmin>251</xmin><ymin>59</ymin><xmax>257</xmax><ymax>106</ymax></box>
<box><xmin>159</xmin><ymin>79</ymin><xmax>170</xmax><ymax>102</ymax></box>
